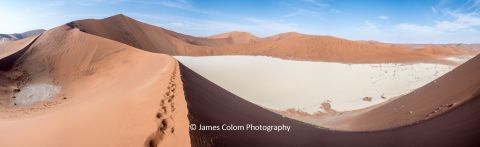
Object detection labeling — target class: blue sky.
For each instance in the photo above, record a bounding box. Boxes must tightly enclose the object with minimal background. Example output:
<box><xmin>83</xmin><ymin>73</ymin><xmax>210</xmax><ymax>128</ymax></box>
<box><xmin>1</xmin><ymin>0</ymin><xmax>479</xmax><ymax>43</ymax></box>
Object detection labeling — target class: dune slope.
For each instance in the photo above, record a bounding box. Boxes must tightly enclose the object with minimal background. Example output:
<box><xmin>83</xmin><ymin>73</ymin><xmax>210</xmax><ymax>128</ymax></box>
<box><xmin>69</xmin><ymin>14</ymin><xmax>231</xmax><ymax>54</ymax></box>
<box><xmin>0</xmin><ymin>36</ymin><xmax>39</xmax><ymax>70</ymax></box>
<box><xmin>180</xmin><ymin>61</ymin><xmax>480</xmax><ymax>147</ymax></box>
<box><xmin>0</xmin><ymin>25</ymin><xmax>190</xmax><ymax>147</ymax></box>
<box><xmin>316</xmin><ymin>54</ymin><xmax>480</xmax><ymax>131</ymax></box>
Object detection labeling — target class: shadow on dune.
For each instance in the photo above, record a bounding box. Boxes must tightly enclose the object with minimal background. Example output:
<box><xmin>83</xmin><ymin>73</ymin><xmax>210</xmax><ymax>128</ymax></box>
<box><xmin>0</xmin><ymin>36</ymin><xmax>39</xmax><ymax>71</ymax></box>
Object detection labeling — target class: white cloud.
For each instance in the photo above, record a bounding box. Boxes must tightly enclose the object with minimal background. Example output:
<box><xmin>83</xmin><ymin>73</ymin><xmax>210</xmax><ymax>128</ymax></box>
<box><xmin>378</xmin><ymin>16</ymin><xmax>389</xmax><ymax>20</ymax></box>
<box><xmin>364</xmin><ymin>21</ymin><xmax>376</xmax><ymax>29</ymax></box>
<box><xmin>437</xmin><ymin>11</ymin><xmax>480</xmax><ymax>31</ymax></box>
<box><xmin>394</xmin><ymin>23</ymin><xmax>441</xmax><ymax>34</ymax></box>
<box><xmin>394</xmin><ymin>11</ymin><xmax>480</xmax><ymax>34</ymax></box>
<box><xmin>431</xmin><ymin>6</ymin><xmax>438</xmax><ymax>14</ymax></box>
<box><xmin>301</xmin><ymin>0</ymin><xmax>329</xmax><ymax>7</ymax></box>
<box><xmin>134</xmin><ymin>0</ymin><xmax>219</xmax><ymax>16</ymax></box>
<box><xmin>244</xmin><ymin>18</ymin><xmax>302</xmax><ymax>34</ymax></box>
<box><xmin>356</xmin><ymin>21</ymin><xmax>381</xmax><ymax>35</ymax></box>
<box><xmin>137</xmin><ymin>13</ymin><xmax>304</xmax><ymax>37</ymax></box>
<box><xmin>330</xmin><ymin>9</ymin><xmax>343</xmax><ymax>14</ymax></box>
<box><xmin>157</xmin><ymin>0</ymin><xmax>191</xmax><ymax>10</ymax></box>
<box><xmin>385</xmin><ymin>10</ymin><xmax>480</xmax><ymax>43</ymax></box>
<box><xmin>68</xmin><ymin>0</ymin><xmax>127</xmax><ymax>6</ymax></box>
<box><xmin>284</xmin><ymin>8</ymin><xmax>320</xmax><ymax>18</ymax></box>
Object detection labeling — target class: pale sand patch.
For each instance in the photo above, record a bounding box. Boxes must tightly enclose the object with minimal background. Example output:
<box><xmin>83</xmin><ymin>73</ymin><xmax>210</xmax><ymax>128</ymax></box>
<box><xmin>14</xmin><ymin>84</ymin><xmax>61</xmax><ymax>106</ymax></box>
<box><xmin>176</xmin><ymin>55</ymin><xmax>463</xmax><ymax>113</ymax></box>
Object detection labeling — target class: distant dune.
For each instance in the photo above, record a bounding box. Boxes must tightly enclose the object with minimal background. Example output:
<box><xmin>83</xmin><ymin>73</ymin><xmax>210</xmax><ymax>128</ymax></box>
<box><xmin>0</xmin><ymin>29</ymin><xmax>45</xmax><ymax>43</ymax></box>
<box><xmin>68</xmin><ymin>14</ymin><xmax>477</xmax><ymax>63</ymax></box>
<box><xmin>263</xmin><ymin>32</ymin><xmax>305</xmax><ymax>41</ymax></box>
<box><xmin>208</xmin><ymin>31</ymin><xmax>259</xmax><ymax>44</ymax></box>
<box><xmin>404</xmin><ymin>43</ymin><xmax>480</xmax><ymax>53</ymax></box>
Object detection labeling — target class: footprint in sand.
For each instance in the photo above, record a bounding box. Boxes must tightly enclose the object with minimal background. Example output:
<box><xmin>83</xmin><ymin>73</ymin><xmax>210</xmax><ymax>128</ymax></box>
<box><xmin>146</xmin><ymin>64</ymin><xmax>178</xmax><ymax>147</ymax></box>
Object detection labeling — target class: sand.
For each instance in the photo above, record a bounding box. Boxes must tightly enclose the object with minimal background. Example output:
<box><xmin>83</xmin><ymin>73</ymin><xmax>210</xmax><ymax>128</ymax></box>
<box><xmin>0</xmin><ymin>36</ymin><xmax>36</xmax><ymax>58</ymax></box>
<box><xmin>0</xmin><ymin>36</ymin><xmax>38</xmax><ymax>70</ymax></box>
<box><xmin>176</xmin><ymin>55</ymin><xmax>459</xmax><ymax>113</ymax></box>
<box><xmin>0</xmin><ymin>35</ymin><xmax>39</xmax><ymax>110</ymax></box>
<box><xmin>0</xmin><ymin>25</ymin><xmax>190</xmax><ymax>147</ymax></box>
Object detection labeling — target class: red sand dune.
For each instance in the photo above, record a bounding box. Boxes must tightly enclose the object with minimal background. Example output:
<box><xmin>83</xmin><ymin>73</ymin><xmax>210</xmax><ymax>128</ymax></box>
<box><xmin>208</xmin><ymin>31</ymin><xmax>259</xmax><ymax>44</ymax></box>
<box><xmin>264</xmin><ymin>32</ymin><xmax>305</xmax><ymax>41</ymax></box>
<box><xmin>404</xmin><ymin>43</ymin><xmax>480</xmax><ymax>55</ymax></box>
<box><xmin>179</xmin><ymin>58</ymin><xmax>480</xmax><ymax>146</ymax></box>
<box><xmin>72</xmin><ymin>14</ymin><xmax>475</xmax><ymax>63</ymax></box>
<box><xmin>415</xmin><ymin>45</ymin><xmax>468</xmax><ymax>57</ymax></box>
<box><xmin>0</xmin><ymin>25</ymin><xmax>190</xmax><ymax>146</ymax></box>
<box><xmin>68</xmin><ymin>14</ymin><xmax>232</xmax><ymax>54</ymax></box>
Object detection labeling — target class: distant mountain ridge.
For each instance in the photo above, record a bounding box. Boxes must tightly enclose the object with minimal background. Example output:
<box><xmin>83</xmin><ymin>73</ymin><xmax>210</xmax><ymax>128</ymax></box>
<box><xmin>0</xmin><ymin>29</ymin><xmax>45</xmax><ymax>43</ymax></box>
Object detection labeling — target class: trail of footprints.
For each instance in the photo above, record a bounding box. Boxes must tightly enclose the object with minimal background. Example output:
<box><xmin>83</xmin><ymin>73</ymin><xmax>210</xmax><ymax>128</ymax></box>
<box><xmin>147</xmin><ymin>64</ymin><xmax>178</xmax><ymax>147</ymax></box>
